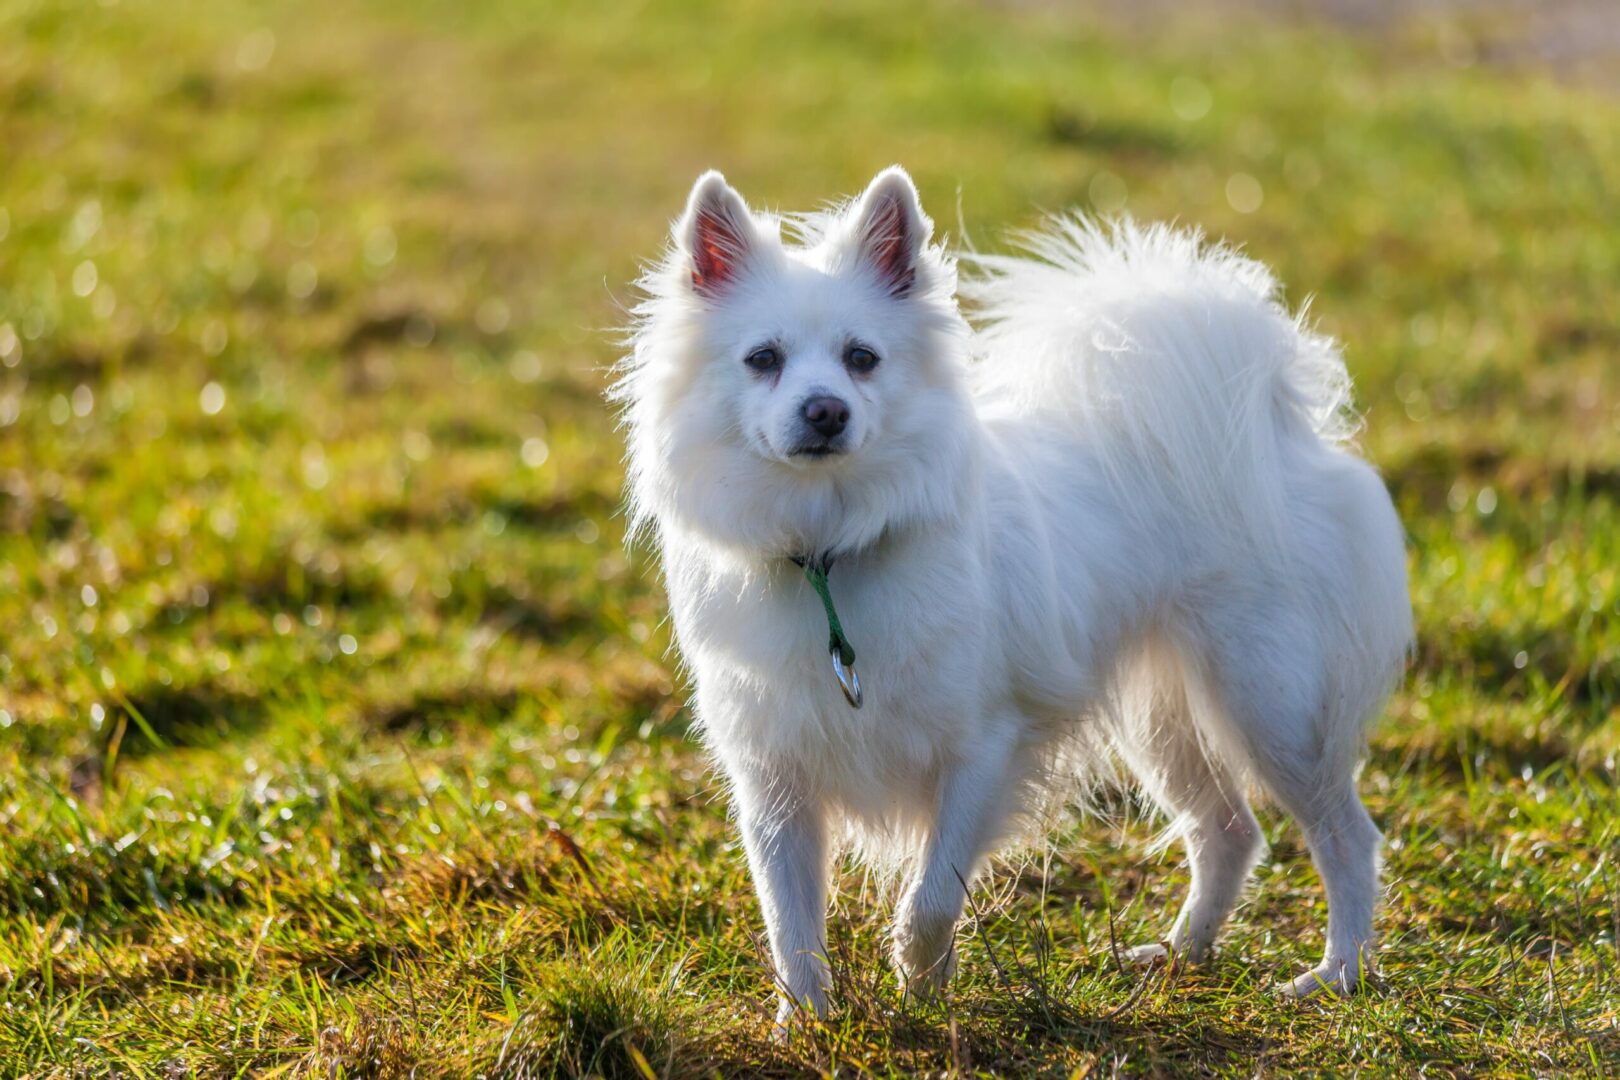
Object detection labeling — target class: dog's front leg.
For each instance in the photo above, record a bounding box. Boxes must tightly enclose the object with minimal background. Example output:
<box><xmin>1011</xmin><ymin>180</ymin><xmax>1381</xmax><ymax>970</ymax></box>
<box><xmin>733</xmin><ymin>770</ymin><xmax>831</xmax><ymax>1028</ymax></box>
<box><xmin>893</xmin><ymin>729</ymin><xmax>1018</xmax><ymax>1000</ymax></box>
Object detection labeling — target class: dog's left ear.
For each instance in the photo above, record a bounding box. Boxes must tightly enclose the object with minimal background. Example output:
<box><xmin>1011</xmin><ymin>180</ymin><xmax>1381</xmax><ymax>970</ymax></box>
<box><xmin>850</xmin><ymin>166</ymin><xmax>931</xmax><ymax>298</ymax></box>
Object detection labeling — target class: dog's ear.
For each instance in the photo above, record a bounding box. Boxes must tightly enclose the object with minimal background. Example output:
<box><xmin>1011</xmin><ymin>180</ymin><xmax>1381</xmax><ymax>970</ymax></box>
<box><xmin>677</xmin><ymin>171</ymin><xmax>756</xmax><ymax>298</ymax></box>
<box><xmin>850</xmin><ymin>166</ymin><xmax>930</xmax><ymax>298</ymax></box>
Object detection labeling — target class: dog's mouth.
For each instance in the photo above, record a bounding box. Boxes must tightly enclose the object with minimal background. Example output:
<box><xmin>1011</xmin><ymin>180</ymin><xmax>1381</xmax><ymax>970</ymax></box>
<box><xmin>791</xmin><ymin>442</ymin><xmax>844</xmax><ymax>459</ymax></box>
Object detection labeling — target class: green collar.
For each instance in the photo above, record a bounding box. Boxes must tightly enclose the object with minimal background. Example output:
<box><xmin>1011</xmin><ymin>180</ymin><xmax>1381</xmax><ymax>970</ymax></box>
<box><xmin>790</xmin><ymin>553</ymin><xmax>862</xmax><ymax>708</ymax></box>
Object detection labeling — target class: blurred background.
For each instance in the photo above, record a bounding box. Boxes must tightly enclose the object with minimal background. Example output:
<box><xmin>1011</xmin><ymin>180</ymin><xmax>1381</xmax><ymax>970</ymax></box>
<box><xmin>1</xmin><ymin>1</ymin><xmax>1616</xmax><ymax>1075</ymax></box>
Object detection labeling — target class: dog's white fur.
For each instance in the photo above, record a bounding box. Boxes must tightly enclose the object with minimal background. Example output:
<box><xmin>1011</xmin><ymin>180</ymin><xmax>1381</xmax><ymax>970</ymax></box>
<box><xmin>613</xmin><ymin>167</ymin><xmax>1412</xmax><ymax>1022</ymax></box>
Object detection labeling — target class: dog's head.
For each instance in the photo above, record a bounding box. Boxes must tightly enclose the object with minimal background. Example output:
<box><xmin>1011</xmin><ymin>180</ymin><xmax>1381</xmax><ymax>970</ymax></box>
<box><xmin>618</xmin><ymin>167</ymin><xmax>973</xmax><ymax>558</ymax></box>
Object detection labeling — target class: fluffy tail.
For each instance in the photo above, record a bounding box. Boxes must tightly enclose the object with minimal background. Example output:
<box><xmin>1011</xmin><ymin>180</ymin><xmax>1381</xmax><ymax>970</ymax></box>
<box><xmin>964</xmin><ymin>217</ymin><xmax>1355</xmax><ymax>553</ymax></box>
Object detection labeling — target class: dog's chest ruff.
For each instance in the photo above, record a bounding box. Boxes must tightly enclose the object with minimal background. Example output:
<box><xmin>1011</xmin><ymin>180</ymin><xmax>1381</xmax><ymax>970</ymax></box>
<box><xmin>670</xmin><ymin>538</ymin><xmax>989</xmax><ymax>776</ymax></box>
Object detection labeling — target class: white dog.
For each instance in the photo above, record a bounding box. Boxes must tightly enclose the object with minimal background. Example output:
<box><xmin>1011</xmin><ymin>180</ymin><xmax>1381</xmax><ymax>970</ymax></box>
<box><xmin>613</xmin><ymin>166</ymin><xmax>1412</xmax><ymax>1024</ymax></box>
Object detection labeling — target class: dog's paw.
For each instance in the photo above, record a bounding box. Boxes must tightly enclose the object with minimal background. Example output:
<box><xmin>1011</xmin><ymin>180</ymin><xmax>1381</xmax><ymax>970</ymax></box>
<box><xmin>892</xmin><ymin>904</ymin><xmax>959</xmax><ymax>1004</ymax></box>
<box><xmin>895</xmin><ymin>946</ymin><xmax>957</xmax><ymax>1004</ymax></box>
<box><xmin>1280</xmin><ymin>958</ymin><xmax>1372</xmax><ymax>1000</ymax></box>
<box><xmin>1124</xmin><ymin>941</ymin><xmax>1174</xmax><ymax>967</ymax></box>
<box><xmin>894</xmin><ymin>937</ymin><xmax>957</xmax><ymax>1003</ymax></box>
<box><xmin>771</xmin><ymin>995</ymin><xmax>825</xmax><ymax>1042</ymax></box>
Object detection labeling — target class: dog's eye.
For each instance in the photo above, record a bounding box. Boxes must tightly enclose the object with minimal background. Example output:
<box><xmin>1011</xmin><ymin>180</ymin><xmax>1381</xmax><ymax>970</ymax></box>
<box><xmin>844</xmin><ymin>345</ymin><xmax>880</xmax><ymax>373</ymax></box>
<box><xmin>744</xmin><ymin>347</ymin><xmax>781</xmax><ymax>372</ymax></box>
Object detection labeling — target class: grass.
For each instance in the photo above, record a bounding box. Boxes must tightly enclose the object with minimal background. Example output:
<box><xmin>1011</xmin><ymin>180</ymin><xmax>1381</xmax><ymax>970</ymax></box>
<box><xmin>1</xmin><ymin>0</ymin><xmax>1618</xmax><ymax>1074</ymax></box>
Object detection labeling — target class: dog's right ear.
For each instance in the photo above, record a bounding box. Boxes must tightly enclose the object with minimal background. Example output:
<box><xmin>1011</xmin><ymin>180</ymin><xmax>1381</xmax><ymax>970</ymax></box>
<box><xmin>676</xmin><ymin>171</ymin><xmax>755</xmax><ymax>298</ymax></box>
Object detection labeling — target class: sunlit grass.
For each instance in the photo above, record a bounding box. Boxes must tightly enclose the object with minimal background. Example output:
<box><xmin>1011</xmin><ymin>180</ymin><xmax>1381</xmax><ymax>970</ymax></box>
<box><xmin>1</xmin><ymin>0</ymin><xmax>1617</xmax><ymax>1074</ymax></box>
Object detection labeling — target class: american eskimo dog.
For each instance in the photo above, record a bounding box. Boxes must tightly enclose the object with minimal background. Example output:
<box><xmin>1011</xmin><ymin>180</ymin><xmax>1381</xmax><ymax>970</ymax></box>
<box><xmin>613</xmin><ymin>167</ymin><xmax>1411</xmax><ymax>1023</ymax></box>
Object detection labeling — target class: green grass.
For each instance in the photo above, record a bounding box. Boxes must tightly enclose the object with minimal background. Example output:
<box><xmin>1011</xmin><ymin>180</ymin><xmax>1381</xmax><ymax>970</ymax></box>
<box><xmin>2</xmin><ymin>0</ymin><xmax>1618</xmax><ymax>1074</ymax></box>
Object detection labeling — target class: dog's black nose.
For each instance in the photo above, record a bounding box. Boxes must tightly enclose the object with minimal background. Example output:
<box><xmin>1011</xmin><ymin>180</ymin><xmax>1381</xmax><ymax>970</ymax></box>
<box><xmin>802</xmin><ymin>396</ymin><xmax>850</xmax><ymax>438</ymax></box>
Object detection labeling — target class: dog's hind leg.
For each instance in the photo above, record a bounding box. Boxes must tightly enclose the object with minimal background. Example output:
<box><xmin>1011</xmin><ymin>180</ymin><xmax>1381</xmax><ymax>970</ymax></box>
<box><xmin>1274</xmin><ymin>781</ymin><xmax>1382</xmax><ymax>997</ymax></box>
<box><xmin>1198</xmin><ymin>613</ymin><xmax>1385</xmax><ymax>998</ymax></box>
<box><xmin>1115</xmin><ymin>659</ymin><xmax>1263</xmax><ymax>965</ymax></box>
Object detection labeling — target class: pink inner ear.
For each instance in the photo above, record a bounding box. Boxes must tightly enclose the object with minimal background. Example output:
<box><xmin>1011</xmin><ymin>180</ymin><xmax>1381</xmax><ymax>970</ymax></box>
<box><xmin>691</xmin><ymin>208</ymin><xmax>744</xmax><ymax>296</ymax></box>
<box><xmin>861</xmin><ymin>195</ymin><xmax>915</xmax><ymax>297</ymax></box>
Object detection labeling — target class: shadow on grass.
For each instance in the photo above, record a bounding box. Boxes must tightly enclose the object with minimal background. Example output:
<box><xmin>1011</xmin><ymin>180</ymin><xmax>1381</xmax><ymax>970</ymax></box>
<box><xmin>509</xmin><ymin>964</ymin><xmax>1266</xmax><ymax>1079</ymax></box>
<box><xmin>1413</xmin><ymin>625</ymin><xmax>1613</xmax><ymax>710</ymax></box>
<box><xmin>365</xmin><ymin>686</ymin><xmax>522</xmax><ymax>734</ymax></box>
<box><xmin>149</xmin><ymin>557</ymin><xmax>396</xmax><ymax>632</ymax></box>
<box><xmin>232</xmin><ymin>556</ymin><xmax>396</xmax><ymax>612</ymax></box>
<box><xmin>0</xmin><ymin>832</ymin><xmax>249</xmax><ymax>925</ymax></box>
<box><xmin>6</xmin><ymin>902</ymin><xmax>430</xmax><ymax>1007</ymax></box>
<box><xmin>1385</xmin><ymin>442</ymin><xmax>1620</xmax><ymax>512</ymax></box>
<box><xmin>117</xmin><ymin>680</ymin><xmax>269</xmax><ymax>757</ymax></box>
<box><xmin>1370</xmin><ymin>724</ymin><xmax>1608</xmax><ymax>784</ymax></box>
<box><xmin>345</xmin><ymin>489</ymin><xmax>617</xmax><ymax>539</ymax></box>
<box><xmin>472</xmin><ymin>587</ymin><xmax>603</xmax><ymax>645</ymax></box>
<box><xmin>0</xmin><ymin>488</ymin><xmax>77</xmax><ymax>539</ymax></box>
<box><xmin>1046</xmin><ymin>106</ymin><xmax>1184</xmax><ymax>159</ymax></box>
<box><xmin>14</xmin><ymin>334</ymin><xmax>163</xmax><ymax>386</ymax></box>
